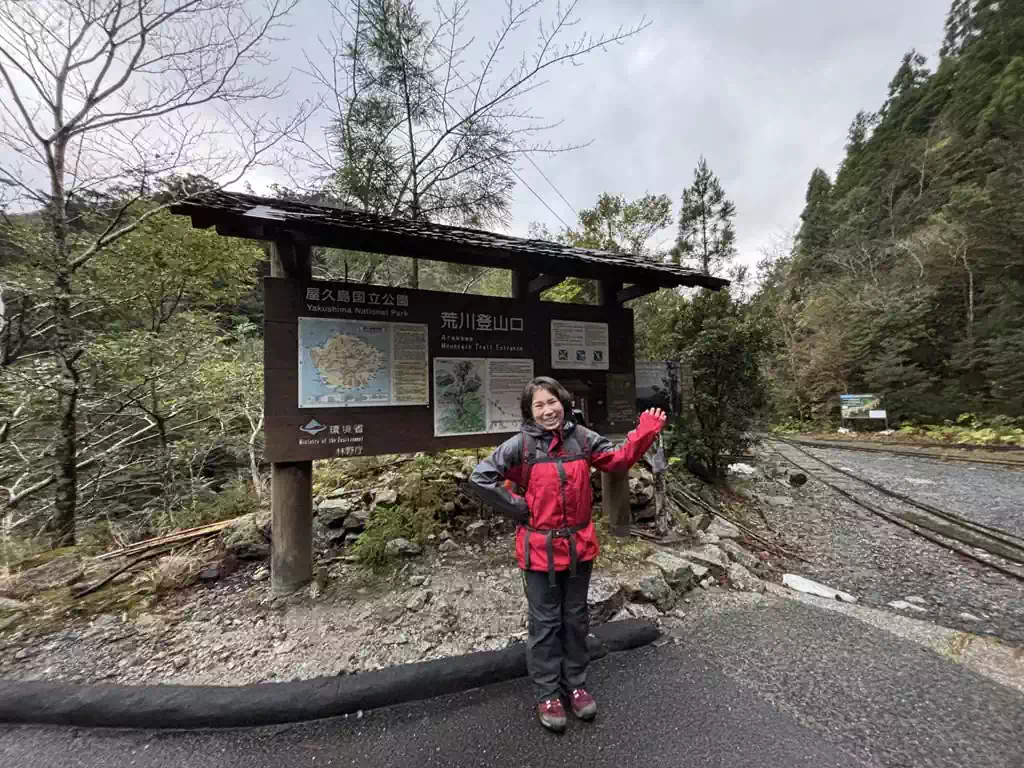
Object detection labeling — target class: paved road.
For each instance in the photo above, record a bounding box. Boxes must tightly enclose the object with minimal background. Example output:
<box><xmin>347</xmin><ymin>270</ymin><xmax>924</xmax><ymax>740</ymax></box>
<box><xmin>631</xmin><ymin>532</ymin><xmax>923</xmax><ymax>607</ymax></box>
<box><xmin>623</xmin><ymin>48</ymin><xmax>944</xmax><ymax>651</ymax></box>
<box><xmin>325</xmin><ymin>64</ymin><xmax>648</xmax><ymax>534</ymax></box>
<box><xmin>1</xmin><ymin>595</ymin><xmax>1021</xmax><ymax>768</ymax></box>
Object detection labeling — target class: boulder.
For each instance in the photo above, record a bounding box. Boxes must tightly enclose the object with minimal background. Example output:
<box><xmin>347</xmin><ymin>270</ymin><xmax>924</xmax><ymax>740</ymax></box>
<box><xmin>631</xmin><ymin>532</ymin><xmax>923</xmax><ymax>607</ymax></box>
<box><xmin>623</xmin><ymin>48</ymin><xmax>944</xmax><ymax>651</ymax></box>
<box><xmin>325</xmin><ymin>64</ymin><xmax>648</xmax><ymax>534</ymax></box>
<box><xmin>317</xmin><ymin>498</ymin><xmax>352</xmax><ymax>529</ymax></box>
<box><xmin>622</xmin><ymin>572</ymin><xmax>675</xmax><ymax>613</ymax></box>
<box><xmin>438</xmin><ymin>539</ymin><xmax>460</xmax><ymax>554</ymax></box>
<box><xmin>343</xmin><ymin>507</ymin><xmax>370</xmax><ymax>531</ymax></box>
<box><xmin>465</xmin><ymin>520</ymin><xmax>490</xmax><ymax>546</ymax></box>
<box><xmin>705</xmin><ymin>517</ymin><xmax>742</xmax><ymax>539</ymax></box>
<box><xmin>588</xmin><ymin>576</ymin><xmax>628</xmax><ymax>623</ymax></box>
<box><xmin>384</xmin><ymin>538</ymin><xmax>422</xmax><ymax>557</ymax></box>
<box><xmin>629</xmin><ymin>477</ymin><xmax>655</xmax><ymax>508</ymax></box>
<box><xmin>727</xmin><ymin>563</ymin><xmax>765</xmax><ymax>593</ymax></box>
<box><xmin>374</xmin><ymin>488</ymin><xmax>399</xmax><ymax>506</ymax></box>
<box><xmin>646</xmin><ymin>551</ymin><xmax>702</xmax><ymax>591</ymax></box>
<box><xmin>223</xmin><ymin>514</ymin><xmax>271</xmax><ymax>560</ymax></box>
<box><xmin>679</xmin><ymin>545</ymin><xmax>731</xmax><ymax>578</ymax></box>
<box><xmin>719</xmin><ymin>539</ymin><xmax>762</xmax><ymax>572</ymax></box>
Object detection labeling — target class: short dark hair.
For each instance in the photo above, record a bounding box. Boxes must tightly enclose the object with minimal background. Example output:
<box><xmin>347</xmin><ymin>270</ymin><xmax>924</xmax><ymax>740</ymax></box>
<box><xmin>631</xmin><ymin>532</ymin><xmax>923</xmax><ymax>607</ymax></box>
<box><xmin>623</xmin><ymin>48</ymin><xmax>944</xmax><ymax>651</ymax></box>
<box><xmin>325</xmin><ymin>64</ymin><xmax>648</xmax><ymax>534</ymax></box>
<box><xmin>521</xmin><ymin>376</ymin><xmax>574</xmax><ymax>423</ymax></box>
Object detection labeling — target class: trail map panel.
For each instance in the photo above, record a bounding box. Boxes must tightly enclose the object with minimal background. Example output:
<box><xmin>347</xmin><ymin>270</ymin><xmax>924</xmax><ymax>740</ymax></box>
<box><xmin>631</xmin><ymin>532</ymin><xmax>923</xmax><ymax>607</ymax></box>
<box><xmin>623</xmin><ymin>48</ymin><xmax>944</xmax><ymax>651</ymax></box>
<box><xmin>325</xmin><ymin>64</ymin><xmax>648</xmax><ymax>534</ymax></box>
<box><xmin>265</xmin><ymin>278</ymin><xmax>634</xmax><ymax>461</ymax></box>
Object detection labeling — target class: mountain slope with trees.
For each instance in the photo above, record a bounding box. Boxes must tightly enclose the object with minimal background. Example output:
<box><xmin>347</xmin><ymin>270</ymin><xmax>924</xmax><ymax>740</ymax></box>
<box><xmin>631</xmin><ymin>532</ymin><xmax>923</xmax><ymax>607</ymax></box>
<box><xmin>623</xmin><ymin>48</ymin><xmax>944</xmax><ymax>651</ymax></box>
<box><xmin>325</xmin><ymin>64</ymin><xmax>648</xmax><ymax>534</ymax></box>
<box><xmin>756</xmin><ymin>0</ymin><xmax>1024</xmax><ymax>424</ymax></box>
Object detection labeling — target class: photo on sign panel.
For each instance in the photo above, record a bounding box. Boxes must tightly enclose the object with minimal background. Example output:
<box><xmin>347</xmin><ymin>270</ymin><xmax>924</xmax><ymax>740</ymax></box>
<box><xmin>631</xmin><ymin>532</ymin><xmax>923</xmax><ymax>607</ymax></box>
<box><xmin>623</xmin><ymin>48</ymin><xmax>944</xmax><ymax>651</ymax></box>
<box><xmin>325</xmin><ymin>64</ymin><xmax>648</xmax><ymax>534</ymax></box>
<box><xmin>433</xmin><ymin>358</ymin><xmax>488</xmax><ymax>437</ymax></box>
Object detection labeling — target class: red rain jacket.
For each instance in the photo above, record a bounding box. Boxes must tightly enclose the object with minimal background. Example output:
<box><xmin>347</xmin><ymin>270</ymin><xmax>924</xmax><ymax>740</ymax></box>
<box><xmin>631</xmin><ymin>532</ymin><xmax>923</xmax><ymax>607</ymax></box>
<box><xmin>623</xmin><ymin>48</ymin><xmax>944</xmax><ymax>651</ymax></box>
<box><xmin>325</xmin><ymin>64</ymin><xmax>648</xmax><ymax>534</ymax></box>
<box><xmin>470</xmin><ymin>412</ymin><xmax>664</xmax><ymax>573</ymax></box>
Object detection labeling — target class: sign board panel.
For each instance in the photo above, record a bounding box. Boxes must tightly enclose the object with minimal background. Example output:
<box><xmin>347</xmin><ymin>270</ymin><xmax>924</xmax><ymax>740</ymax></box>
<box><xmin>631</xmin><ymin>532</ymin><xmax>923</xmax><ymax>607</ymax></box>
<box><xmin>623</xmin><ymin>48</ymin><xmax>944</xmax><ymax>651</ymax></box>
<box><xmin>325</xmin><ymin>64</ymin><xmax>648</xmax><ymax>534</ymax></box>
<box><xmin>869</xmin><ymin>409</ymin><xmax>887</xmax><ymax>419</ymax></box>
<box><xmin>264</xmin><ymin>278</ymin><xmax>636</xmax><ymax>462</ymax></box>
<box><xmin>840</xmin><ymin>394</ymin><xmax>883</xmax><ymax>419</ymax></box>
<box><xmin>635</xmin><ymin>360</ymin><xmax>685</xmax><ymax>415</ymax></box>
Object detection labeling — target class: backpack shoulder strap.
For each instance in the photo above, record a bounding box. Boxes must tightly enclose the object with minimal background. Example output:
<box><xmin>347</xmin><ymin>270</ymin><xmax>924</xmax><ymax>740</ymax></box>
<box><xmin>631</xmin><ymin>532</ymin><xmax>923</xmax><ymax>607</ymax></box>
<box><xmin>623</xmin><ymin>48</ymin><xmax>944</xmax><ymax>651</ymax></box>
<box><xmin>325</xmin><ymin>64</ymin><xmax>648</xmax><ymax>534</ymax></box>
<box><xmin>520</xmin><ymin>431</ymin><xmax>539</xmax><ymax>490</ymax></box>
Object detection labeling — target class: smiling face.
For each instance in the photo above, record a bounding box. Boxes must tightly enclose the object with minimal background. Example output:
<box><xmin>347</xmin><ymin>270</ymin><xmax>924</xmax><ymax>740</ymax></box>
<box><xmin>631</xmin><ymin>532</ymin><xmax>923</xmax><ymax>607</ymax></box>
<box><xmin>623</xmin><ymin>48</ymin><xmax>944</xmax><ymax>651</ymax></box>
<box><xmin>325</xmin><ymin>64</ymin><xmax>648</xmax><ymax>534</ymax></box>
<box><xmin>531</xmin><ymin>386</ymin><xmax>565</xmax><ymax>432</ymax></box>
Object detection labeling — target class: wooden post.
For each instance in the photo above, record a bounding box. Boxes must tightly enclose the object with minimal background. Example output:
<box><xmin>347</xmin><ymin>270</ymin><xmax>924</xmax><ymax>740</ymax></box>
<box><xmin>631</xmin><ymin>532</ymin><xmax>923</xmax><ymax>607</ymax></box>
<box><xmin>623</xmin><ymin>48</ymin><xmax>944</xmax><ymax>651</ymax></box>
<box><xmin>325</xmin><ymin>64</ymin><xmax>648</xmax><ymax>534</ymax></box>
<box><xmin>599</xmin><ymin>279</ymin><xmax>631</xmax><ymax>538</ymax></box>
<box><xmin>269</xmin><ymin>237</ymin><xmax>314</xmax><ymax>596</ymax></box>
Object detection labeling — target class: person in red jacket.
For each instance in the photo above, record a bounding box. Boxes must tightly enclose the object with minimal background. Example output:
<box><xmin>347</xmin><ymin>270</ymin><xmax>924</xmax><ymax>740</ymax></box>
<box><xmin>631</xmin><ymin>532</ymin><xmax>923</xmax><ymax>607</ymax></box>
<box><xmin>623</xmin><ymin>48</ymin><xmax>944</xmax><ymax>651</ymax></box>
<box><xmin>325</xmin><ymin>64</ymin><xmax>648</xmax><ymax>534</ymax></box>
<box><xmin>470</xmin><ymin>376</ymin><xmax>666</xmax><ymax>732</ymax></box>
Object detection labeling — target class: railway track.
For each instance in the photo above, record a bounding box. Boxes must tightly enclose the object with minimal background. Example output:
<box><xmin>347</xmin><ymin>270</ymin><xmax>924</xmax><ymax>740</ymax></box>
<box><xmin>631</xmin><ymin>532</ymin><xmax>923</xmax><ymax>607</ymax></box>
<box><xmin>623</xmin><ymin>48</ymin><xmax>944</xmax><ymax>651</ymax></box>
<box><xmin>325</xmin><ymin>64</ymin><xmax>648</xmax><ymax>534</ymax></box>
<box><xmin>776</xmin><ymin>436</ymin><xmax>1024</xmax><ymax>469</ymax></box>
<box><xmin>768</xmin><ymin>437</ymin><xmax>1024</xmax><ymax>584</ymax></box>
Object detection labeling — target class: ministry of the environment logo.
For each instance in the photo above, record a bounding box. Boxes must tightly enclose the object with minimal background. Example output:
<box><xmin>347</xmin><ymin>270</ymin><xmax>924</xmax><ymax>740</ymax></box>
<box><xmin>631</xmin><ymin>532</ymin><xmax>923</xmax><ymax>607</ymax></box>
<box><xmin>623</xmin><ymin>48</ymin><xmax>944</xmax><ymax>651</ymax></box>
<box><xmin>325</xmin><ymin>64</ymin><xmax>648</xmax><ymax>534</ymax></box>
<box><xmin>300</xmin><ymin>419</ymin><xmax>327</xmax><ymax>436</ymax></box>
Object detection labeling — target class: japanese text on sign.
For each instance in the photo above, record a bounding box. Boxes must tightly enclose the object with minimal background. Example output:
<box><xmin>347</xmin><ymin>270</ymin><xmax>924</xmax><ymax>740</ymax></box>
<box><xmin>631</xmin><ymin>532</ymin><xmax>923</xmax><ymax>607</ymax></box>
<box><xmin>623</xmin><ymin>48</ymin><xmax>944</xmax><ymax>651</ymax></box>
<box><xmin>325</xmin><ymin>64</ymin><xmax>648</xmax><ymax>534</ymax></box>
<box><xmin>440</xmin><ymin>312</ymin><xmax>524</xmax><ymax>332</ymax></box>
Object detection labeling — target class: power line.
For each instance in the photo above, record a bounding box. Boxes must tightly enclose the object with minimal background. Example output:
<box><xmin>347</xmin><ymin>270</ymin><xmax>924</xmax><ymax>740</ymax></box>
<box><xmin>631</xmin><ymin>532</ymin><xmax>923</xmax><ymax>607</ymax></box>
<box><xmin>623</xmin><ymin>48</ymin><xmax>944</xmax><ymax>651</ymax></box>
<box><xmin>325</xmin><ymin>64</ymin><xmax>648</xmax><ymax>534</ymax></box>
<box><xmin>509</xmin><ymin>166</ymin><xmax>572</xmax><ymax>231</ymax></box>
<box><xmin>521</xmin><ymin>151</ymin><xmax>577</xmax><ymax>223</ymax></box>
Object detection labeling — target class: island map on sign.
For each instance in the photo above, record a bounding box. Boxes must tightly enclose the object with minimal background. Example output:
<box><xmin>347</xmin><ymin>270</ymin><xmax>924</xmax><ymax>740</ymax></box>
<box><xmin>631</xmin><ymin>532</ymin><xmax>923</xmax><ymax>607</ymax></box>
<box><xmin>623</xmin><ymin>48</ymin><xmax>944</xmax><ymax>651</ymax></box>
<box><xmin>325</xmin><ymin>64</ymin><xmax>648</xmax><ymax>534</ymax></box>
<box><xmin>299</xmin><ymin>318</ymin><xmax>390</xmax><ymax>407</ymax></box>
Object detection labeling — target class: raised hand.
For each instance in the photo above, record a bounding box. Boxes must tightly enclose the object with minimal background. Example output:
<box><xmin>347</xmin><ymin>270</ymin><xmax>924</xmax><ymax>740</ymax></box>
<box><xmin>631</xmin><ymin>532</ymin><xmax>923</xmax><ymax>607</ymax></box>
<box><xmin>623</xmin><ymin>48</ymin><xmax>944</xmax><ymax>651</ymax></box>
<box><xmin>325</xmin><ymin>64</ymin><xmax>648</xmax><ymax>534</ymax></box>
<box><xmin>644</xmin><ymin>408</ymin><xmax>667</xmax><ymax>424</ymax></box>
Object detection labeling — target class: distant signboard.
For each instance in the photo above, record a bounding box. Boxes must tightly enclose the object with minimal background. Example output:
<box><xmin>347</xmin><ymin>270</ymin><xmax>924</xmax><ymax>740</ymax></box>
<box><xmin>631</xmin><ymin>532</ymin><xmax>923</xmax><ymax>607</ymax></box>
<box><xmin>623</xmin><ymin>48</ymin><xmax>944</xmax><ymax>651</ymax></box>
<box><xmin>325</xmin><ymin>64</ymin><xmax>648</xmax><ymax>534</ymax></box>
<box><xmin>840</xmin><ymin>394</ymin><xmax>884</xmax><ymax>420</ymax></box>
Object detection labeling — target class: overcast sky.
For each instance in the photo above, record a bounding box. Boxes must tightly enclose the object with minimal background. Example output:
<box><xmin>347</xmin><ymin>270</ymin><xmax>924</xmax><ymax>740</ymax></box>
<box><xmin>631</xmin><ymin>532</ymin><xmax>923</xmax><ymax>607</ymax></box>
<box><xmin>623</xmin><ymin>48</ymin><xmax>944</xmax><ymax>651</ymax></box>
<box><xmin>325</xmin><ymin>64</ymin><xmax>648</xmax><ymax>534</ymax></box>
<box><xmin>253</xmin><ymin>0</ymin><xmax>950</xmax><ymax>265</ymax></box>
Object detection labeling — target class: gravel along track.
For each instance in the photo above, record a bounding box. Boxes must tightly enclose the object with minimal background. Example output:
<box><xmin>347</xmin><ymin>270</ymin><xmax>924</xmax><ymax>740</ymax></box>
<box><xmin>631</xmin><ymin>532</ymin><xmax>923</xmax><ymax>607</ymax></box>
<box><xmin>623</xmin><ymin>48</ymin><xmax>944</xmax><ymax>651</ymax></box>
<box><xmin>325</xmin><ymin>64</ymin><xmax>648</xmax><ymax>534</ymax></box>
<box><xmin>763</xmin><ymin>440</ymin><xmax>1024</xmax><ymax>646</ymax></box>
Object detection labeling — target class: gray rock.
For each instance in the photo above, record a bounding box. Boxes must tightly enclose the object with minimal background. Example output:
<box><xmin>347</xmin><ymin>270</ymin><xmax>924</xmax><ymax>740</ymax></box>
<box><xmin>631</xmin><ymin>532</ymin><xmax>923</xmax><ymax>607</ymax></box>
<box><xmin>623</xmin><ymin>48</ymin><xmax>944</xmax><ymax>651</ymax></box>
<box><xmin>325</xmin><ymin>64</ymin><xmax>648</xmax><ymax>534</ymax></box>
<box><xmin>696</xmin><ymin>531</ymin><xmax>720</xmax><ymax>545</ymax></box>
<box><xmin>888</xmin><ymin>600</ymin><xmax>928</xmax><ymax>613</ymax></box>
<box><xmin>135</xmin><ymin>613</ymin><xmax>160</xmax><ymax>629</ymax></box>
<box><xmin>198</xmin><ymin>567</ymin><xmax>221</xmax><ymax>582</ymax></box>
<box><xmin>624</xmin><ymin>602</ymin><xmax>662</xmax><ymax>620</ymax></box>
<box><xmin>252</xmin><ymin>566</ymin><xmax>270</xmax><ymax>582</ymax></box>
<box><xmin>375</xmin><ymin>488</ymin><xmax>399</xmax><ymax>506</ymax></box>
<box><xmin>274</xmin><ymin>639</ymin><xmax>297</xmax><ymax>655</ymax></box>
<box><xmin>705</xmin><ymin>517</ymin><xmax>743</xmax><ymax>539</ymax></box>
<box><xmin>318</xmin><ymin>496</ymin><xmax>352</xmax><ymax>511</ymax></box>
<box><xmin>959</xmin><ymin>611</ymin><xmax>982</xmax><ymax>621</ymax></box>
<box><xmin>384</xmin><ymin>538</ymin><xmax>421</xmax><ymax>557</ymax></box>
<box><xmin>376</xmin><ymin>604</ymin><xmax>405</xmax><ymax>624</ymax></box>
<box><xmin>719</xmin><ymin>539</ymin><xmax>762</xmax><ymax>572</ymax></box>
<box><xmin>93</xmin><ymin>613</ymin><xmax>119</xmax><ymax>628</ymax></box>
<box><xmin>14</xmin><ymin>648</ymin><xmax>31</xmax><ymax>661</ymax></box>
<box><xmin>588</xmin><ymin>576</ymin><xmax>627</xmax><ymax>623</ymax></box>
<box><xmin>646</xmin><ymin>551</ymin><xmax>701</xmax><ymax>591</ymax></box>
<box><xmin>406</xmin><ymin>590</ymin><xmax>433</xmax><ymax>612</ymax></box>
<box><xmin>223</xmin><ymin>514</ymin><xmax>271</xmax><ymax>560</ymax></box>
<box><xmin>762</xmin><ymin>495</ymin><xmax>794</xmax><ymax>509</ymax></box>
<box><xmin>344</xmin><ymin>507</ymin><xmax>370</xmax><ymax>530</ymax></box>
<box><xmin>727</xmin><ymin>563</ymin><xmax>764</xmax><ymax>593</ymax></box>
<box><xmin>629</xmin><ymin>477</ymin><xmax>655</xmax><ymax>508</ymax></box>
<box><xmin>408</xmin><ymin>575</ymin><xmax>427</xmax><ymax>587</ymax></box>
<box><xmin>0</xmin><ymin>597</ymin><xmax>29</xmax><ymax>612</ymax></box>
<box><xmin>438</xmin><ymin>539</ymin><xmax>460</xmax><ymax>554</ymax></box>
<box><xmin>679</xmin><ymin>544</ymin><xmax>731</xmax><ymax>577</ymax></box>
<box><xmin>905</xmin><ymin>595</ymin><xmax>928</xmax><ymax>605</ymax></box>
<box><xmin>465</xmin><ymin>520</ymin><xmax>490</xmax><ymax>545</ymax></box>
<box><xmin>623</xmin><ymin>572</ymin><xmax>675</xmax><ymax>612</ymax></box>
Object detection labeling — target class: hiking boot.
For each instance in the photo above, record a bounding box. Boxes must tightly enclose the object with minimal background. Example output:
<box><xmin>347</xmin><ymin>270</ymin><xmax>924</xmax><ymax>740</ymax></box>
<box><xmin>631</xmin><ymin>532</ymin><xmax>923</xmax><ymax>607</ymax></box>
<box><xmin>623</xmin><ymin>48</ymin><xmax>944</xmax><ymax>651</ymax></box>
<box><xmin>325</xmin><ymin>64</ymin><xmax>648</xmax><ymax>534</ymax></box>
<box><xmin>569</xmin><ymin>688</ymin><xmax>597</xmax><ymax>720</ymax></box>
<box><xmin>536</xmin><ymin>698</ymin><xmax>567</xmax><ymax>732</ymax></box>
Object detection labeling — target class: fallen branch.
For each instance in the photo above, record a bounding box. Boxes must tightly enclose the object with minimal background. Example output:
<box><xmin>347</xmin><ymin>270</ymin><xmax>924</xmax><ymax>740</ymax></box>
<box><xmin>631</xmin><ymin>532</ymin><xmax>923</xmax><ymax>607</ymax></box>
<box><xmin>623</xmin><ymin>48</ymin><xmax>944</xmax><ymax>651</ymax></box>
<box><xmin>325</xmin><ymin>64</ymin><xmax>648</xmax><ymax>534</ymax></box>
<box><xmin>670</xmin><ymin>485</ymin><xmax>810</xmax><ymax>564</ymax></box>
<box><xmin>96</xmin><ymin>519</ymin><xmax>236</xmax><ymax>562</ymax></box>
<box><xmin>72</xmin><ymin>547</ymin><xmax>174</xmax><ymax>600</ymax></box>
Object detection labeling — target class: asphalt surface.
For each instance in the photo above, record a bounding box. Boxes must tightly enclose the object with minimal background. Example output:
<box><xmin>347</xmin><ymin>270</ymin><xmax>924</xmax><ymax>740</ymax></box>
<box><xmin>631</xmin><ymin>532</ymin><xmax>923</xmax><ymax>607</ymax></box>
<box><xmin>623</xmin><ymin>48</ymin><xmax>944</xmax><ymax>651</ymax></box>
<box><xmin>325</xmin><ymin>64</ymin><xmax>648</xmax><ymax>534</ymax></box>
<box><xmin>2</xmin><ymin>596</ymin><xmax>1021</xmax><ymax>768</ymax></box>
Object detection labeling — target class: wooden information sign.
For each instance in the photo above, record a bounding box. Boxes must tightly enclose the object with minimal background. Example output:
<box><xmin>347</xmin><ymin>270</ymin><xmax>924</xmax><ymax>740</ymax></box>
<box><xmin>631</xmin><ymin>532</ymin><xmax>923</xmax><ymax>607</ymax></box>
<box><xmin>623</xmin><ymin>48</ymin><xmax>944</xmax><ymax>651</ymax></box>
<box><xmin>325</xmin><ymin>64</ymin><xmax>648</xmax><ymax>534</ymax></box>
<box><xmin>264</xmin><ymin>278</ymin><xmax>636</xmax><ymax>461</ymax></box>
